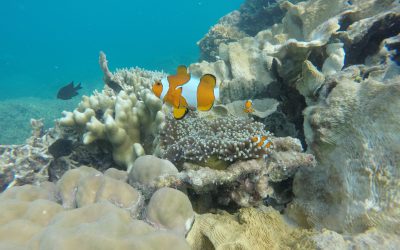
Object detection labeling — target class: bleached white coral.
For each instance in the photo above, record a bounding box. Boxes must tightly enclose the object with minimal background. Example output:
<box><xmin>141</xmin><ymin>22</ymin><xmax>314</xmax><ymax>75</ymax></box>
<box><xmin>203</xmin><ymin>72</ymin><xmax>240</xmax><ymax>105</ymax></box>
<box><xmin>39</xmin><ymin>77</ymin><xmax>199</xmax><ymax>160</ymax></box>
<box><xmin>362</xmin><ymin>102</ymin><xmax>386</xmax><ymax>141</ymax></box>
<box><xmin>59</xmin><ymin>53</ymin><xmax>167</xmax><ymax>170</ymax></box>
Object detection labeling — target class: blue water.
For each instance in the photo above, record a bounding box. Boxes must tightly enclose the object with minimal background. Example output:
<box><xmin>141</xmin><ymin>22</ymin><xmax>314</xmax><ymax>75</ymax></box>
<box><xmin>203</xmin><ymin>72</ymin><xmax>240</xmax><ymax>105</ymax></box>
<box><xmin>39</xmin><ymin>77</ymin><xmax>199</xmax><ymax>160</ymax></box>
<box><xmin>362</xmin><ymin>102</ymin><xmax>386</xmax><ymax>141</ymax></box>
<box><xmin>0</xmin><ymin>0</ymin><xmax>243</xmax><ymax>100</ymax></box>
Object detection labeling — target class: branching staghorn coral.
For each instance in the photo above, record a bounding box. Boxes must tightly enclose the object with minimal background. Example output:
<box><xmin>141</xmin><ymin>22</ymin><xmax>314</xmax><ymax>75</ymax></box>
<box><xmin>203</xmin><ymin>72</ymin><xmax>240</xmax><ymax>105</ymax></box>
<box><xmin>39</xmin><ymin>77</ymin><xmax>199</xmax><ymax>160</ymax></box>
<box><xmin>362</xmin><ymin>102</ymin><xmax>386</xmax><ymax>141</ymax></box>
<box><xmin>159</xmin><ymin>113</ymin><xmax>272</xmax><ymax>165</ymax></box>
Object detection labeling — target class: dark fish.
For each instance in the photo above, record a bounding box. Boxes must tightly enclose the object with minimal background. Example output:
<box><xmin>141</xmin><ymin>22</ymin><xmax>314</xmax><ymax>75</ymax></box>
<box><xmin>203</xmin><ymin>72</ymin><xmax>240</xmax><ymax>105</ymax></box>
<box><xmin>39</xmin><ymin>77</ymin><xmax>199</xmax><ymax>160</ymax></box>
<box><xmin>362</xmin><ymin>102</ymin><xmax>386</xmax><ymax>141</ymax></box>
<box><xmin>57</xmin><ymin>81</ymin><xmax>82</xmax><ymax>100</ymax></box>
<box><xmin>271</xmin><ymin>58</ymin><xmax>283</xmax><ymax>83</ymax></box>
<box><xmin>105</xmin><ymin>78</ymin><xmax>123</xmax><ymax>93</ymax></box>
<box><xmin>48</xmin><ymin>139</ymin><xmax>73</xmax><ymax>159</ymax></box>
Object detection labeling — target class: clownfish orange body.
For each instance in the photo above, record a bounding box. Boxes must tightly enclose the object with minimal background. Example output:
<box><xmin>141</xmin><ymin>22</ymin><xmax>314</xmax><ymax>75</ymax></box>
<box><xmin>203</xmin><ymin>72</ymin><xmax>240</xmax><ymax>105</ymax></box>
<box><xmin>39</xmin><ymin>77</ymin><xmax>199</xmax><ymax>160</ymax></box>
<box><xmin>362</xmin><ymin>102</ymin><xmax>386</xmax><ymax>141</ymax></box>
<box><xmin>152</xmin><ymin>65</ymin><xmax>219</xmax><ymax>119</ymax></box>
<box><xmin>244</xmin><ymin>100</ymin><xmax>255</xmax><ymax>113</ymax></box>
<box><xmin>251</xmin><ymin>134</ymin><xmax>273</xmax><ymax>159</ymax></box>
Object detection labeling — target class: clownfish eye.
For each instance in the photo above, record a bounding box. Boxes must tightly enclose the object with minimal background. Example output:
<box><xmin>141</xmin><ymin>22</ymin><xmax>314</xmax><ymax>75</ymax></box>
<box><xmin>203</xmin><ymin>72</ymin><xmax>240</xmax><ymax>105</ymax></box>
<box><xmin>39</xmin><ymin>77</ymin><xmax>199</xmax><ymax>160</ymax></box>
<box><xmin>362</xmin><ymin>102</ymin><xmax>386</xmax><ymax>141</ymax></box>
<box><xmin>152</xmin><ymin>80</ymin><xmax>163</xmax><ymax>98</ymax></box>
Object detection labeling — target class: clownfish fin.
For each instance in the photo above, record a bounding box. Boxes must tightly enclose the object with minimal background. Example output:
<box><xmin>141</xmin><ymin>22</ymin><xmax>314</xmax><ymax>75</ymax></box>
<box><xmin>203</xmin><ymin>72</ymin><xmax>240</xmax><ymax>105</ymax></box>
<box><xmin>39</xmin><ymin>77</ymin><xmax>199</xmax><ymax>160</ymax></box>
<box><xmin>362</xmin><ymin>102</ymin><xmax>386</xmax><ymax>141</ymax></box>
<box><xmin>245</xmin><ymin>100</ymin><xmax>252</xmax><ymax>109</ymax></box>
<box><xmin>167</xmin><ymin>65</ymin><xmax>190</xmax><ymax>87</ymax></box>
<box><xmin>178</xmin><ymin>95</ymin><xmax>188</xmax><ymax>108</ymax></box>
<box><xmin>152</xmin><ymin>80</ymin><xmax>163</xmax><ymax>98</ymax></box>
<box><xmin>197</xmin><ymin>74</ymin><xmax>216</xmax><ymax>111</ymax></box>
<box><xmin>172</xmin><ymin>94</ymin><xmax>189</xmax><ymax>119</ymax></box>
<box><xmin>177</xmin><ymin>65</ymin><xmax>188</xmax><ymax>75</ymax></box>
<box><xmin>173</xmin><ymin>106</ymin><xmax>188</xmax><ymax>119</ymax></box>
<box><xmin>264</xmin><ymin>140</ymin><xmax>273</xmax><ymax>149</ymax></box>
<box><xmin>163</xmin><ymin>87</ymin><xmax>182</xmax><ymax>108</ymax></box>
<box><xmin>244</xmin><ymin>100</ymin><xmax>255</xmax><ymax>113</ymax></box>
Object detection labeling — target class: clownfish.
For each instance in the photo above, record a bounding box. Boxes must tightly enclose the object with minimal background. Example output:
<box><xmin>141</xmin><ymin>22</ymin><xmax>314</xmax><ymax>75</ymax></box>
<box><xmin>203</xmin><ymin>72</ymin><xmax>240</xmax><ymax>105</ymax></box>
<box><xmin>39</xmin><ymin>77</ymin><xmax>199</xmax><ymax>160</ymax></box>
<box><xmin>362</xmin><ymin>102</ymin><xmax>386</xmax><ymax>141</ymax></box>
<box><xmin>244</xmin><ymin>100</ymin><xmax>255</xmax><ymax>113</ymax></box>
<box><xmin>251</xmin><ymin>135</ymin><xmax>273</xmax><ymax>159</ymax></box>
<box><xmin>152</xmin><ymin>65</ymin><xmax>219</xmax><ymax>119</ymax></box>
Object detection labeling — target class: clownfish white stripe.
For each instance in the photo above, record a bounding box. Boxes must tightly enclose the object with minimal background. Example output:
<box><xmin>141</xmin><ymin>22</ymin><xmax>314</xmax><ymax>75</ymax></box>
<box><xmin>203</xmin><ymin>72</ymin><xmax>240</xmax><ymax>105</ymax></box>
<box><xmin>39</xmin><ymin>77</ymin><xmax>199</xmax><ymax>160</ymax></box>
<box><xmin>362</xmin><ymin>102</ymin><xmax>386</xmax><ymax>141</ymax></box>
<box><xmin>153</xmin><ymin>65</ymin><xmax>219</xmax><ymax>119</ymax></box>
<box><xmin>160</xmin><ymin>77</ymin><xmax>169</xmax><ymax>100</ymax></box>
<box><xmin>159</xmin><ymin>76</ymin><xmax>206</xmax><ymax>104</ymax></box>
<box><xmin>261</xmin><ymin>139</ymin><xmax>272</xmax><ymax>148</ymax></box>
<box><xmin>251</xmin><ymin>136</ymin><xmax>261</xmax><ymax>144</ymax></box>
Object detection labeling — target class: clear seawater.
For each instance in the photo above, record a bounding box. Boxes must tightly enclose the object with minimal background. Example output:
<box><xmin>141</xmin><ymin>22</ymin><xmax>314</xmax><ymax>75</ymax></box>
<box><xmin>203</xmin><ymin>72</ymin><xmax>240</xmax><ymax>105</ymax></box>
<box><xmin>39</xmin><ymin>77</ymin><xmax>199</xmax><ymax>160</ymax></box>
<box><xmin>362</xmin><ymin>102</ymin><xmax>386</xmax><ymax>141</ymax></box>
<box><xmin>0</xmin><ymin>0</ymin><xmax>243</xmax><ymax>144</ymax></box>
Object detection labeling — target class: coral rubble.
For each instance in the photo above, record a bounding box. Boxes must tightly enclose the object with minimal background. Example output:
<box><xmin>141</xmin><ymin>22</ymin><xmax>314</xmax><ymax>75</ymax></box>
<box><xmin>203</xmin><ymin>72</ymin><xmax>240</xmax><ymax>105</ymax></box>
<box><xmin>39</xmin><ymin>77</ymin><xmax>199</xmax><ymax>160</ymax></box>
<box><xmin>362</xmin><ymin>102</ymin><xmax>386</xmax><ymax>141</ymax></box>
<box><xmin>0</xmin><ymin>119</ymin><xmax>53</xmax><ymax>191</ymax></box>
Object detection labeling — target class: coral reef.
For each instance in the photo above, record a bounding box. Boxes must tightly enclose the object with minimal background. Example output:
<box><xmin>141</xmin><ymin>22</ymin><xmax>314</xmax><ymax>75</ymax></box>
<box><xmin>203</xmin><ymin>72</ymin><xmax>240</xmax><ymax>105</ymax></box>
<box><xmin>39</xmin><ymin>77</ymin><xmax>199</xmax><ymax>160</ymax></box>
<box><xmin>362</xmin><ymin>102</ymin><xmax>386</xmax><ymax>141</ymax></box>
<box><xmin>0</xmin><ymin>166</ymin><xmax>191</xmax><ymax>250</ymax></box>
<box><xmin>145</xmin><ymin>187</ymin><xmax>194</xmax><ymax>235</ymax></box>
<box><xmin>159</xmin><ymin>113</ymin><xmax>272</xmax><ymax>165</ymax></box>
<box><xmin>192</xmin><ymin>37</ymin><xmax>277</xmax><ymax>103</ymax></box>
<box><xmin>59</xmin><ymin>52</ymin><xmax>167</xmax><ymax>170</ymax></box>
<box><xmin>214</xmin><ymin>98</ymin><xmax>280</xmax><ymax>119</ymax></box>
<box><xmin>186</xmin><ymin>206</ymin><xmax>314</xmax><ymax>250</ymax></box>
<box><xmin>128</xmin><ymin>155</ymin><xmax>178</xmax><ymax>187</ymax></box>
<box><xmin>187</xmin><ymin>206</ymin><xmax>400</xmax><ymax>250</ymax></box>
<box><xmin>2</xmin><ymin>0</ymin><xmax>400</xmax><ymax>248</ymax></box>
<box><xmin>0</xmin><ymin>144</ymin><xmax>50</xmax><ymax>191</ymax></box>
<box><xmin>191</xmin><ymin>0</ymin><xmax>400</xmax><ymax>241</ymax></box>
<box><xmin>197</xmin><ymin>11</ymin><xmax>248</xmax><ymax>62</ymax></box>
<box><xmin>288</xmin><ymin>62</ymin><xmax>400</xmax><ymax>233</ymax></box>
<box><xmin>57</xmin><ymin>166</ymin><xmax>143</xmax><ymax>217</ymax></box>
<box><xmin>0</xmin><ymin>119</ymin><xmax>53</xmax><ymax>191</ymax></box>
<box><xmin>197</xmin><ymin>0</ymin><xmax>303</xmax><ymax>61</ymax></box>
<box><xmin>150</xmin><ymin>137</ymin><xmax>315</xmax><ymax>208</ymax></box>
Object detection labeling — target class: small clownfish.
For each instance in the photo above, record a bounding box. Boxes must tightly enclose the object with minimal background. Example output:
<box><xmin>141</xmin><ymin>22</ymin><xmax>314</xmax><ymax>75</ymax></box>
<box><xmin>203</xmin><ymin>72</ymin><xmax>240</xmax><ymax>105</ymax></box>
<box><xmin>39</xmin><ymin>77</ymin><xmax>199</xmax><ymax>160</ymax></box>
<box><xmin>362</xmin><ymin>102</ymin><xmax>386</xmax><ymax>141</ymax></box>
<box><xmin>244</xmin><ymin>100</ymin><xmax>255</xmax><ymax>113</ymax></box>
<box><xmin>152</xmin><ymin>65</ymin><xmax>219</xmax><ymax>119</ymax></box>
<box><xmin>251</xmin><ymin>135</ymin><xmax>273</xmax><ymax>159</ymax></box>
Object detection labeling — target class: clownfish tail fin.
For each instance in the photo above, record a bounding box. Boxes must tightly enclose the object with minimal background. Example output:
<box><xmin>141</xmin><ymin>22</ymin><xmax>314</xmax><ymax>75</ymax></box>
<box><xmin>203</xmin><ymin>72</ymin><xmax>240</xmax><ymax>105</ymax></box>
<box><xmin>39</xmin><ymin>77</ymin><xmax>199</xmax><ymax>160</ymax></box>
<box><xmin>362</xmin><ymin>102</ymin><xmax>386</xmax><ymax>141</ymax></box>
<box><xmin>177</xmin><ymin>65</ymin><xmax>188</xmax><ymax>76</ymax></box>
<box><xmin>197</xmin><ymin>74</ymin><xmax>217</xmax><ymax>111</ymax></box>
<box><xmin>173</xmin><ymin>106</ymin><xmax>188</xmax><ymax>119</ymax></box>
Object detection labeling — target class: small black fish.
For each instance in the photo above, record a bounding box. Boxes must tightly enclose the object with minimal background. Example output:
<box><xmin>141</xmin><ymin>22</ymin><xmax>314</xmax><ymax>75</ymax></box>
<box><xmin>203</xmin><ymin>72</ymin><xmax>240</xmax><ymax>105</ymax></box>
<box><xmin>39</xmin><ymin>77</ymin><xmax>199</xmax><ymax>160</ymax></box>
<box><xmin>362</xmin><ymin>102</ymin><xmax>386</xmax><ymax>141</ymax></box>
<box><xmin>57</xmin><ymin>81</ymin><xmax>82</xmax><ymax>100</ymax></box>
<box><xmin>48</xmin><ymin>139</ymin><xmax>73</xmax><ymax>159</ymax></box>
<box><xmin>105</xmin><ymin>78</ymin><xmax>123</xmax><ymax>94</ymax></box>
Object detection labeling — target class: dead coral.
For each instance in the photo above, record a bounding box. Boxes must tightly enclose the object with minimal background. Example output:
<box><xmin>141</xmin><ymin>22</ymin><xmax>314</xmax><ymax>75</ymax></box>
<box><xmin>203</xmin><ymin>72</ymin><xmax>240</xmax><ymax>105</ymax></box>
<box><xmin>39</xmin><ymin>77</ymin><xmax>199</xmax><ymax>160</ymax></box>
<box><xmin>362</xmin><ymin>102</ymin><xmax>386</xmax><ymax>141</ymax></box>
<box><xmin>0</xmin><ymin>119</ymin><xmax>54</xmax><ymax>191</ymax></box>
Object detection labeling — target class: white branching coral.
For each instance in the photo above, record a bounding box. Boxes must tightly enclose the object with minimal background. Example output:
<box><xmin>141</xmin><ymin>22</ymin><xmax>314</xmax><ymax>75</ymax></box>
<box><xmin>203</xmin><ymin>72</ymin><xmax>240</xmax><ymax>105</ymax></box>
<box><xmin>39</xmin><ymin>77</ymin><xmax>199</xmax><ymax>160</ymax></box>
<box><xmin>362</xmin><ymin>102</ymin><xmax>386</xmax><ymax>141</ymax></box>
<box><xmin>59</xmin><ymin>52</ymin><xmax>167</xmax><ymax>171</ymax></box>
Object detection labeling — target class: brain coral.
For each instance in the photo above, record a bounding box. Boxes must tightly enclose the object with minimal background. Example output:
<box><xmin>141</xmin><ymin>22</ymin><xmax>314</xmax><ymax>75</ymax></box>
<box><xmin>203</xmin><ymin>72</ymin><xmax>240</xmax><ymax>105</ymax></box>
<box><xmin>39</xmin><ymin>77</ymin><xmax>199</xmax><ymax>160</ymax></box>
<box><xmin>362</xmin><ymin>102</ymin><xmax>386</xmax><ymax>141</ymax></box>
<box><xmin>145</xmin><ymin>187</ymin><xmax>194</xmax><ymax>235</ymax></box>
<box><xmin>159</xmin><ymin>113</ymin><xmax>272</xmax><ymax>164</ymax></box>
<box><xmin>128</xmin><ymin>155</ymin><xmax>178</xmax><ymax>187</ymax></box>
<box><xmin>0</xmin><ymin>166</ymin><xmax>191</xmax><ymax>250</ymax></box>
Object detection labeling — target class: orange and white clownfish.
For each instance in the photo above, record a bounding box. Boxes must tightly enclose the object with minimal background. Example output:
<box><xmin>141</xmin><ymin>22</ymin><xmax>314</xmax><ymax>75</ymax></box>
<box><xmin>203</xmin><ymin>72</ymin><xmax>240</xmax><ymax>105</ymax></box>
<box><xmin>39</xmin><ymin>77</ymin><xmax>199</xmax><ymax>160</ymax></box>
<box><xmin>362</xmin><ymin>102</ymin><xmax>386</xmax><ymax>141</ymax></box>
<box><xmin>244</xmin><ymin>100</ymin><xmax>255</xmax><ymax>113</ymax></box>
<box><xmin>152</xmin><ymin>65</ymin><xmax>219</xmax><ymax>119</ymax></box>
<box><xmin>251</xmin><ymin>134</ymin><xmax>273</xmax><ymax>159</ymax></box>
